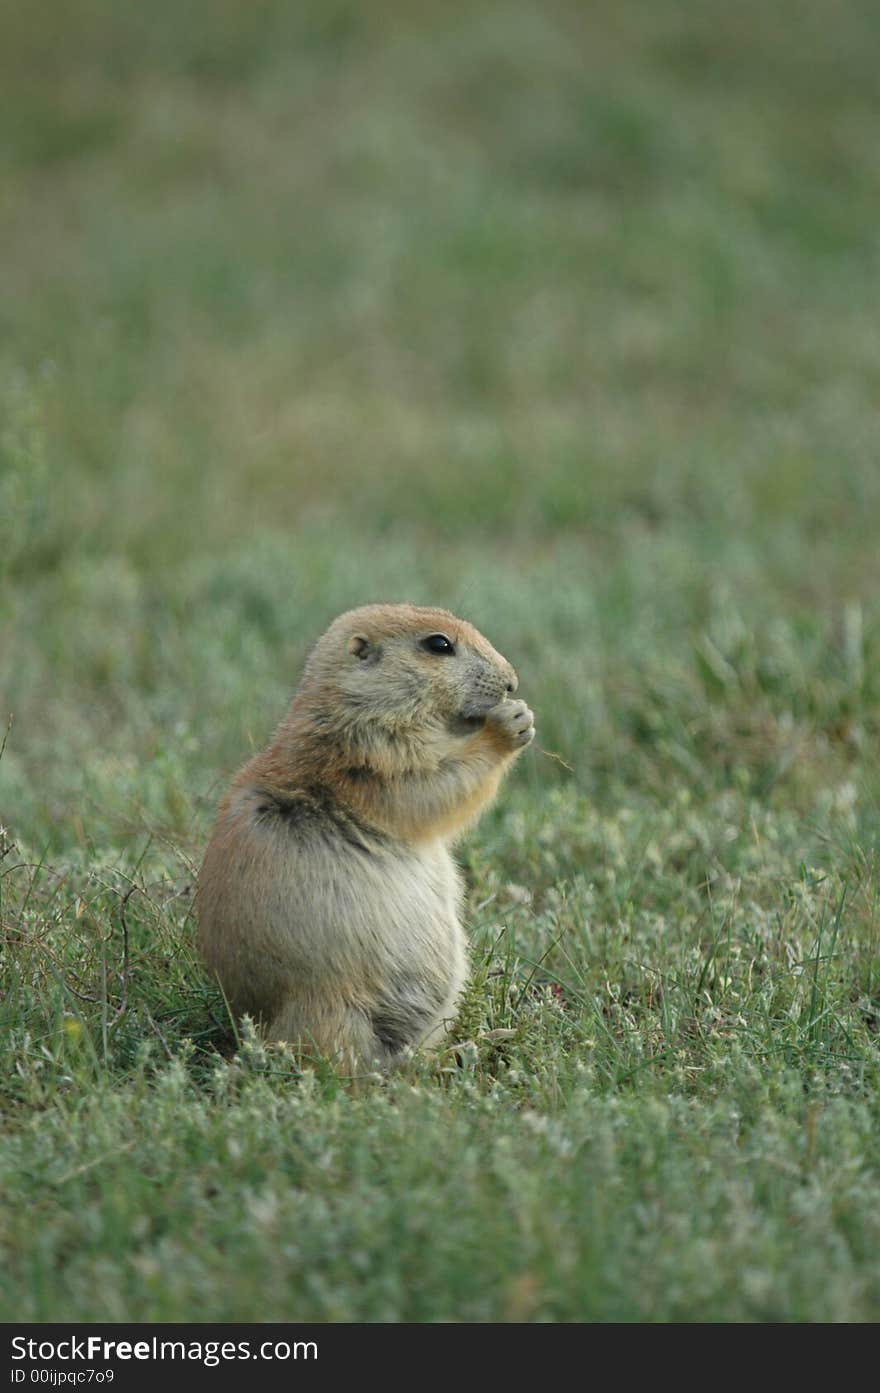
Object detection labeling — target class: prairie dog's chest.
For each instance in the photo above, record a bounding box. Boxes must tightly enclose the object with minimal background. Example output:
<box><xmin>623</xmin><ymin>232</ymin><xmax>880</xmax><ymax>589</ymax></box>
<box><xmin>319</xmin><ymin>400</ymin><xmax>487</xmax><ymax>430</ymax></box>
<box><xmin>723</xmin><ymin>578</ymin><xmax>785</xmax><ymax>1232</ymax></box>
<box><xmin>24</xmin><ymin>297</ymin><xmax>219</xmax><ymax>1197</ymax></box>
<box><xmin>307</xmin><ymin>837</ymin><xmax>463</xmax><ymax>982</ymax></box>
<box><xmin>361</xmin><ymin>838</ymin><xmax>462</xmax><ymax>927</ymax></box>
<box><xmin>257</xmin><ymin>806</ymin><xmax>463</xmax><ymax>958</ymax></box>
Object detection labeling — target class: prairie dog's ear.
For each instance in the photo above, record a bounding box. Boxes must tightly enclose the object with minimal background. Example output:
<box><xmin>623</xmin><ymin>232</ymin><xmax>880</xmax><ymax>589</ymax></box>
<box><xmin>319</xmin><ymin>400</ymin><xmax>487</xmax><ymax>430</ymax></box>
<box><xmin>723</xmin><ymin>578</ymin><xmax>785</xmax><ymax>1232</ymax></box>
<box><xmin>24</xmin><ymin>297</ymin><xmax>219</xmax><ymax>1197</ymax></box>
<box><xmin>349</xmin><ymin>634</ymin><xmax>381</xmax><ymax>664</ymax></box>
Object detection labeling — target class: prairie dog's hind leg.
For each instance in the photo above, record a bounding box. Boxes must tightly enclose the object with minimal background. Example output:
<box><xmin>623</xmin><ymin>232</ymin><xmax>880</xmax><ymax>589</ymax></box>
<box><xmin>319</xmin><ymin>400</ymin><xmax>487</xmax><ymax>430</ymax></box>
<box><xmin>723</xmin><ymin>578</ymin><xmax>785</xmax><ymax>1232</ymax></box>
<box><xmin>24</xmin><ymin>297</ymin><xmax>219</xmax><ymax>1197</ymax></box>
<box><xmin>374</xmin><ymin>950</ymin><xmax>470</xmax><ymax>1058</ymax></box>
<box><xmin>265</xmin><ymin>935</ymin><xmax>470</xmax><ymax>1071</ymax></box>
<box><xmin>266</xmin><ymin>996</ymin><xmax>385</xmax><ymax>1073</ymax></box>
<box><xmin>416</xmin><ymin>973</ymin><xmax>469</xmax><ymax>1052</ymax></box>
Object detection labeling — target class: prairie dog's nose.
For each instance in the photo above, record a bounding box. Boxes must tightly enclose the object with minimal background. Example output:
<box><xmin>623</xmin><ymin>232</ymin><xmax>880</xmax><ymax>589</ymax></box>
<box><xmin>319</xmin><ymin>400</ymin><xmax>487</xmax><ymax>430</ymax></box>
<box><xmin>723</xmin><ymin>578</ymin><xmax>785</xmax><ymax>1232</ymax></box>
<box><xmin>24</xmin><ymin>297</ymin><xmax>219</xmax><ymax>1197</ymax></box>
<box><xmin>505</xmin><ymin>668</ymin><xmax>518</xmax><ymax>694</ymax></box>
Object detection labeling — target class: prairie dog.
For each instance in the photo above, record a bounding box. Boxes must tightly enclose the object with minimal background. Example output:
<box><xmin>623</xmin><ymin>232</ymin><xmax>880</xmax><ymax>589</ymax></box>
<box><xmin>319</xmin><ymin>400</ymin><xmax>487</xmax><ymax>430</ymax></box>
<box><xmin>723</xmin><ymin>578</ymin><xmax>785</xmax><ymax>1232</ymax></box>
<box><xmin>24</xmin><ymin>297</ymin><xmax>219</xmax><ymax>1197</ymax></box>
<box><xmin>197</xmin><ymin>603</ymin><xmax>534</xmax><ymax>1071</ymax></box>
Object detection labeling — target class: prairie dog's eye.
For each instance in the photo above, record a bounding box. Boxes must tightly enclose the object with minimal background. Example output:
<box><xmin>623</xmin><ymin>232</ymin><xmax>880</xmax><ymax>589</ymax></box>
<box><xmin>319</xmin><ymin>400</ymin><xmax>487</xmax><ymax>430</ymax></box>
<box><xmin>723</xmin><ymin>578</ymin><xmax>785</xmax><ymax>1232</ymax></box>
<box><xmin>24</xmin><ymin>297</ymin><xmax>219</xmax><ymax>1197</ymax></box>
<box><xmin>421</xmin><ymin>633</ymin><xmax>456</xmax><ymax>656</ymax></box>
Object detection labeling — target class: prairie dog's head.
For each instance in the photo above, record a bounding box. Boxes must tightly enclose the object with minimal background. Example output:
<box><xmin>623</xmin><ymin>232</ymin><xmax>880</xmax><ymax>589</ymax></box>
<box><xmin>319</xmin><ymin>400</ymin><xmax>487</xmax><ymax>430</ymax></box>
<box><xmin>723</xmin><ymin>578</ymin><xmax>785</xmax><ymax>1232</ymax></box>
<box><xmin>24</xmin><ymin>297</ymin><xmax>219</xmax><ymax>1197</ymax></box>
<box><xmin>296</xmin><ymin>603</ymin><xmax>518</xmax><ymax>735</ymax></box>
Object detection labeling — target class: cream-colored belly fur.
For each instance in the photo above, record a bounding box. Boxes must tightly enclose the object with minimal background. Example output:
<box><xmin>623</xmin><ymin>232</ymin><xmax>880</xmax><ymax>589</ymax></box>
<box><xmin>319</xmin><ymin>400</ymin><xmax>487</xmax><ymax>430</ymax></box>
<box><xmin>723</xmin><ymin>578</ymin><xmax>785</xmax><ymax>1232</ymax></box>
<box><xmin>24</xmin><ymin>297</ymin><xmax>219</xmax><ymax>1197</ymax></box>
<box><xmin>198</xmin><ymin>787</ymin><xmax>468</xmax><ymax>1069</ymax></box>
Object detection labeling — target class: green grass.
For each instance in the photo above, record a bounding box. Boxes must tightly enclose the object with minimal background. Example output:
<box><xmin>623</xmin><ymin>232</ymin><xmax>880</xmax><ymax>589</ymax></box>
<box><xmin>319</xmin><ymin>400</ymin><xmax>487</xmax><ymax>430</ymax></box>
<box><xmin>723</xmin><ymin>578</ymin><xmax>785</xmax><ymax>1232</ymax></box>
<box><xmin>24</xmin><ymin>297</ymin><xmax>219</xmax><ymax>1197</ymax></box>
<box><xmin>2</xmin><ymin>0</ymin><xmax>880</xmax><ymax>1322</ymax></box>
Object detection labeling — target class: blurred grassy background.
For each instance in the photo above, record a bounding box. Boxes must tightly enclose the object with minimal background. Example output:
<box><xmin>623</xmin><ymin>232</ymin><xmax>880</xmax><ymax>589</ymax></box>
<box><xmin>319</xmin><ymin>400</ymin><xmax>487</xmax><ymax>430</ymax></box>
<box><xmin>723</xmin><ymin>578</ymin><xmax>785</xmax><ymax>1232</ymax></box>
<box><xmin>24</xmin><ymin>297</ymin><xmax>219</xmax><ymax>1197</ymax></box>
<box><xmin>4</xmin><ymin>0</ymin><xmax>880</xmax><ymax>834</ymax></box>
<box><xmin>3</xmin><ymin>0</ymin><xmax>880</xmax><ymax>839</ymax></box>
<box><xmin>2</xmin><ymin>0</ymin><xmax>880</xmax><ymax>1322</ymax></box>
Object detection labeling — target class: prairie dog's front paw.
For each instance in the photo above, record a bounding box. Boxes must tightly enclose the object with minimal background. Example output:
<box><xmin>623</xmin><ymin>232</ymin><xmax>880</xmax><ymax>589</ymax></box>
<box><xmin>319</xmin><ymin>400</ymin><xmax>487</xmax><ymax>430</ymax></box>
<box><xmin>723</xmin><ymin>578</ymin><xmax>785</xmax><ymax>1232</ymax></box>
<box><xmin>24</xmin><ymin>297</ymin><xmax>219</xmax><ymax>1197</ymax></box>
<box><xmin>486</xmin><ymin>698</ymin><xmax>535</xmax><ymax>750</ymax></box>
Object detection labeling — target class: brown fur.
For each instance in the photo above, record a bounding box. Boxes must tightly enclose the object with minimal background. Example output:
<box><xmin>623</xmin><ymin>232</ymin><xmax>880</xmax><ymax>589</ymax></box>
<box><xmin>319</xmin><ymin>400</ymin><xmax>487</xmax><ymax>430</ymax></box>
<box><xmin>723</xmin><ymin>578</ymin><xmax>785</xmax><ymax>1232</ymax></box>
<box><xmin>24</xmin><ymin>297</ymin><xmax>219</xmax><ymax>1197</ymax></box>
<box><xmin>197</xmin><ymin>603</ymin><xmax>534</xmax><ymax>1071</ymax></box>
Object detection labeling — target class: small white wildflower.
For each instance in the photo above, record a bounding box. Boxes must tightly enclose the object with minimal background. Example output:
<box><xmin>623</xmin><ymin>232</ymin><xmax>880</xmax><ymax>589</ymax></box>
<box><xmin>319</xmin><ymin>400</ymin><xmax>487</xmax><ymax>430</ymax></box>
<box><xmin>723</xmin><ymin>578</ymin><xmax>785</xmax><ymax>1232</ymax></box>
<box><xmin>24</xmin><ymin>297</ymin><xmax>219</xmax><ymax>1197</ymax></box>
<box><xmin>505</xmin><ymin>882</ymin><xmax>533</xmax><ymax>906</ymax></box>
